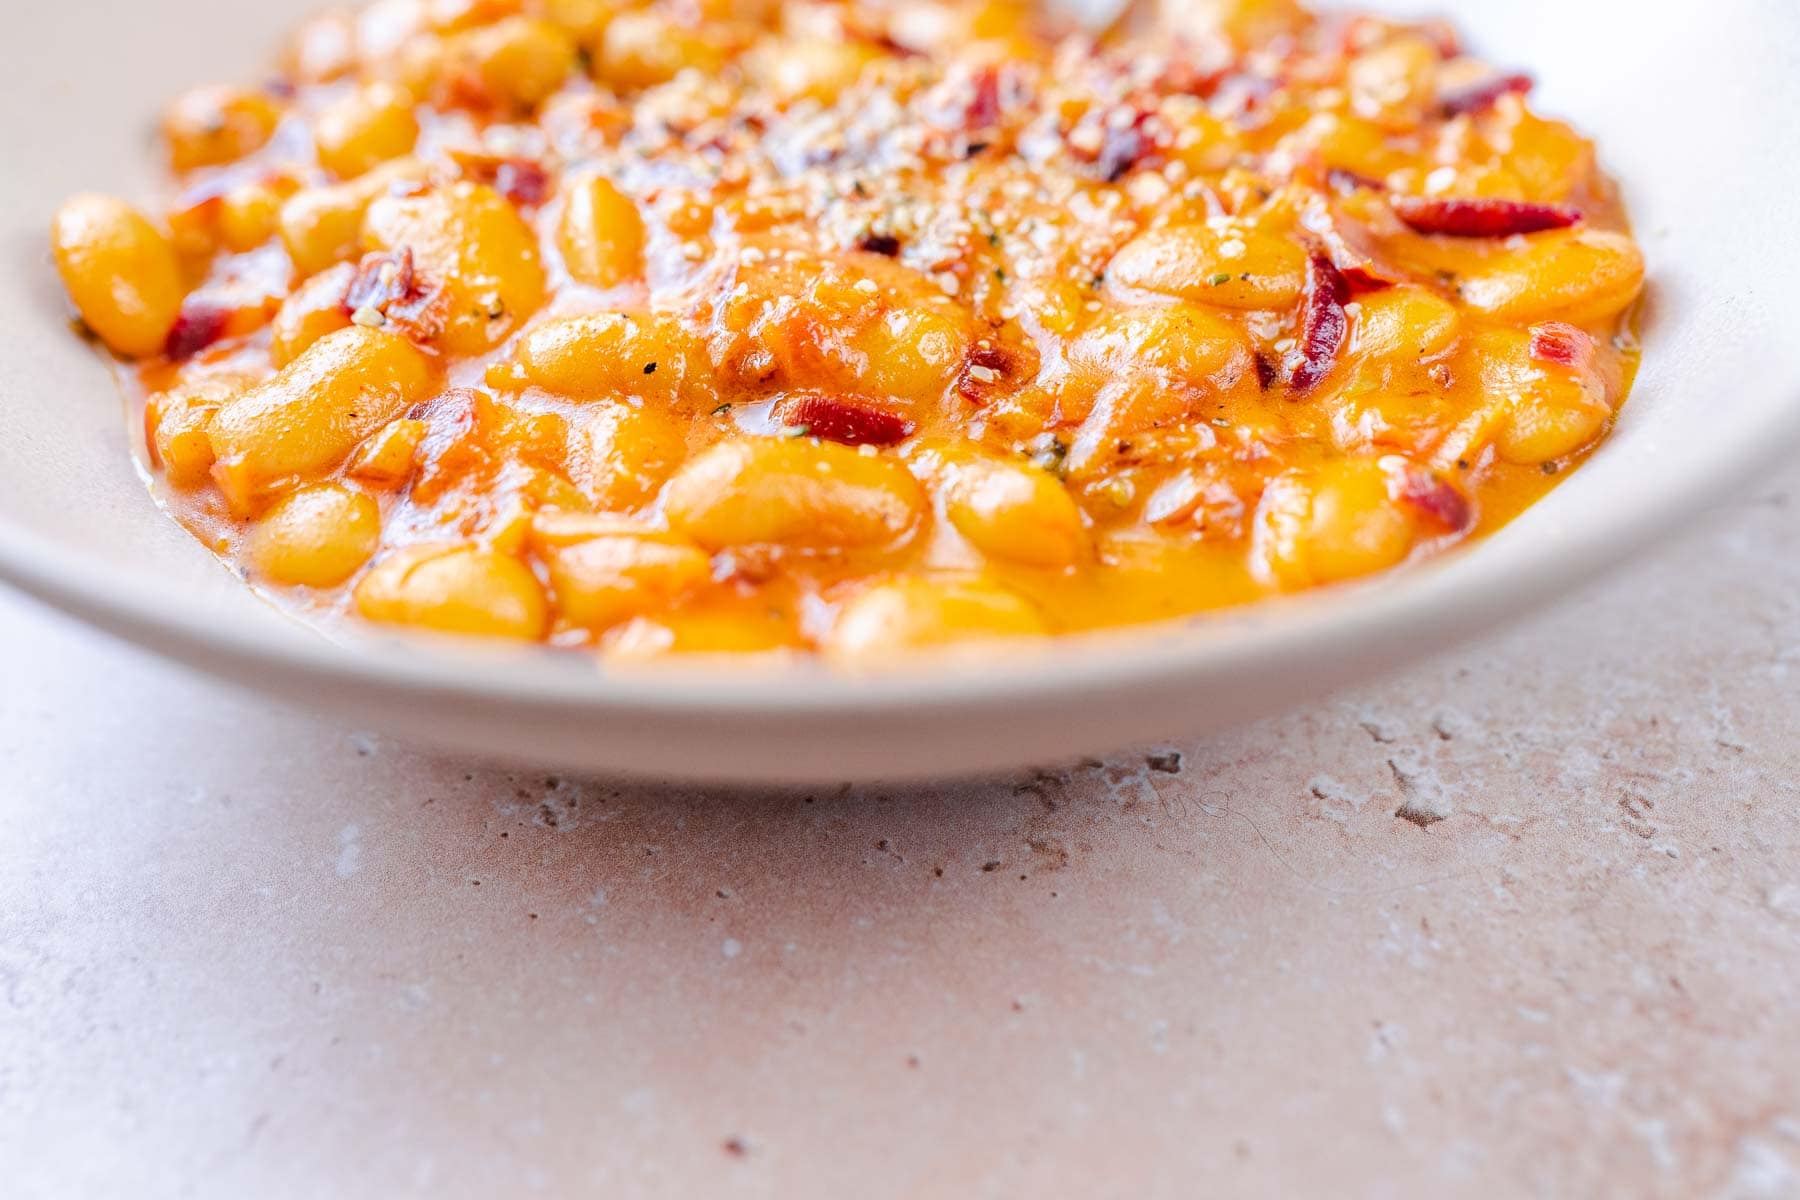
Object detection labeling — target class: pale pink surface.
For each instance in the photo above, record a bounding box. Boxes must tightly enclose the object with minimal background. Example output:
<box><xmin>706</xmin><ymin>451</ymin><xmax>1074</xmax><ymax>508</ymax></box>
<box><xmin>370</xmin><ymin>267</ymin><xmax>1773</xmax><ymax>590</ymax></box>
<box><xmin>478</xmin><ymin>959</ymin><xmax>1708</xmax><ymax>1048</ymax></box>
<box><xmin>2</xmin><ymin>472</ymin><xmax>1798</xmax><ymax>1200</ymax></box>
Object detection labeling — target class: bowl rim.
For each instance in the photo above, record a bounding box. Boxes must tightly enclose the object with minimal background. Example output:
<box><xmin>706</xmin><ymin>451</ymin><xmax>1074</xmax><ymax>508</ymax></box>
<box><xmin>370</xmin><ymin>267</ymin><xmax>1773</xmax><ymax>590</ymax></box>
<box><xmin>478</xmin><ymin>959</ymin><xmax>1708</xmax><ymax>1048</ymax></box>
<box><xmin>6</xmin><ymin>0</ymin><xmax>1800</xmax><ymax>721</ymax></box>
<box><xmin>4</xmin><ymin>348</ymin><xmax>1798</xmax><ymax>717</ymax></box>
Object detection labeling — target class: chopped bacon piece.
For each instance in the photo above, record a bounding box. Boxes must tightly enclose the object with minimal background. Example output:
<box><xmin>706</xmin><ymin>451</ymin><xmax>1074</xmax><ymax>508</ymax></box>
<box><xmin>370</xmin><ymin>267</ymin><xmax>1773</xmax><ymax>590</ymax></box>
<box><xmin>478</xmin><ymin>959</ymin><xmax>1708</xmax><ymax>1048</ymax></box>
<box><xmin>341</xmin><ymin>247</ymin><xmax>445</xmax><ymax>340</ymax></box>
<box><xmin>956</xmin><ymin>344</ymin><xmax>1025</xmax><ymax>405</ymax></box>
<box><xmin>164</xmin><ymin>281</ymin><xmax>282</xmax><ymax>361</ymax></box>
<box><xmin>1438</xmin><ymin>72</ymin><xmax>1533</xmax><ymax>117</ymax></box>
<box><xmin>1254</xmin><ymin>351</ymin><xmax>1279</xmax><ymax>391</ymax></box>
<box><xmin>1210</xmin><ymin>70</ymin><xmax>1280</xmax><ymax>120</ymax></box>
<box><xmin>1096</xmin><ymin>118</ymin><xmax>1149</xmax><ymax>183</ymax></box>
<box><xmin>163</xmin><ymin>300</ymin><xmax>234</xmax><ymax>361</ymax></box>
<box><xmin>1340</xmin><ymin>265</ymin><xmax>1397</xmax><ymax>294</ymax></box>
<box><xmin>343</xmin><ymin>247</ymin><xmax>416</xmax><ymax>315</ymax></box>
<box><xmin>1390</xmin><ymin>462</ymin><xmax>1474</xmax><ymax>530</ymax></box>
<box><xmin>1300</xmin><ymin>196</ymin><xmax>1406</xmax><ymax>292</ymax></box>
<box><xmin>1419</xmin><ymin>19</ymin><xmax>1463</xmax><ymax>59</ymax></box>
<box><xmin>1529</xmin><ymin>322</ymin><xmax>1597</xmax><ymax>370</ymax></box>
<box><xmin>779</xmin><ymin>395</ymin><xmax>914</xmax><ymax>447</ymax></box>
<box><xmin>172</xmin><ymin>159</ymin><xmax>276</xmax><ymax>210</ymax></box>
<box><xmin>841</xmin><ymin>10</ymin><xmax>924</xmax><ymax>58</ymax></box>
<box><xmin>966</xmin><ymin>66</ymin><xmax>1002</xmax><ymax>130</ymax></box>
<box><xmin>492</xmin><ymin>159</ymin><xmax>551</xmax><ymax>206</ymax></box>
<box><xmin>447</xmin><ymin>148</ymin><xmax>552</xmax><ymax>206</ymax></box>
<box><xmin>1390</xmin><ymin>195</ymin><xmax>1581</xmax><ymax>237</ymax></box>
<box><xmin>857</xmin><ymin>232</ymin><xmax>902</xmax><ymax>257</ymax></box>
<box><xmin>1153</xmin><ymin>56</ymin><xmax>1231</xmax><ymax>100</ymax></box>
<box><xmin>1286</xmin><ymin>254</ymin><xmax>1351</xmax><ymax>396</ymax></box>
<box><xmin>1326</xmin><ymin>167</ymin><xmax>1384</xmax><ymax>195</ymax></box>
<box><xmin>857</xmin><ymin>29</ymin><xmax>924</xmax><ymax>59</ymax></box>
<box><xmin>408</xmin><ymin>390</ymin><xmax>495</xmax><ymax>505</ymax></box>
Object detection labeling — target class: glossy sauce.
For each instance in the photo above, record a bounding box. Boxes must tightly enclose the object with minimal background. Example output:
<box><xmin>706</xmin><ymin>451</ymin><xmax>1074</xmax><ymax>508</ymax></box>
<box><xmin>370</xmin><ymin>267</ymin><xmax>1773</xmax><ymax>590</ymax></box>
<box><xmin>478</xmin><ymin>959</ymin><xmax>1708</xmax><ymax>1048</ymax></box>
<box><xmin>57</xmin><ymin>0</ymin><xmax>1645</xmax><ymax>661</ymax></box>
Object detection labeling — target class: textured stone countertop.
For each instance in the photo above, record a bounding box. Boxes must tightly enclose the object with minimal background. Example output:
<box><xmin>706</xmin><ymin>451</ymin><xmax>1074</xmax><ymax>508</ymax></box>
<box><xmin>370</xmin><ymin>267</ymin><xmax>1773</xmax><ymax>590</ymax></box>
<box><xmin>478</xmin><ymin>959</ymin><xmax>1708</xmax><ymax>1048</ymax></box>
<box><xmin>2</xmin><ymin>467</ymin><xmax>1797</xmax><ymax>1200</ymax></box>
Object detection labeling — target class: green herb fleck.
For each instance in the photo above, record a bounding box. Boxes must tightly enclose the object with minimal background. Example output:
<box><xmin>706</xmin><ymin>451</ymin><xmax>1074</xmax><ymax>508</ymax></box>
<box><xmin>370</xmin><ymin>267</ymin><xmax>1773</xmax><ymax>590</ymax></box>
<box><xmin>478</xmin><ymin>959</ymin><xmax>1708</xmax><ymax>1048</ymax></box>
<box><xmin>1208</xmin><ymin>273</ymin><xmax>1233</xmax><ymax>287</ymax></box>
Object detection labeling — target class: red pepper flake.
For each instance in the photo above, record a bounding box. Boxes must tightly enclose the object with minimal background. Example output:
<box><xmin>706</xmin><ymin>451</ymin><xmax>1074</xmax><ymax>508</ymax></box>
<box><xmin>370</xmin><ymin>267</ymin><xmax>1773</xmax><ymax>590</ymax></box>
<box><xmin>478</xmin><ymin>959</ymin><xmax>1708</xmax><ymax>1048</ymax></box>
<box><xmin>779</xmin><ymin>395</ymin><xmax>914</xmax><ymax>447</ymax></box>
<box><xmin>163</xmin><ymin>299</ymin><xmax>234</xmax><ymax>362</ymax></box>
<box><xmin>1529</xmin><ymin>322</ymin><xmax>1597</xmax><ymax>369</ymax></box>
<box><xmin>1286</xmin><ymin>254</ymin><xmax>1350</xmax><ymax>396</ymax></box>
<box><xmin>1438</xmin><ymin>72</ymin><xmax>1533</xmax><ymax>117</ymax></box>
<box><xmin>1390</xmin><ymin>195</ymin><xmax>1581</xmax><ymax>237</ymax></box>
<box><xmin>1390</xmin><ymin>462</ymin><xmax>1474</xmax><ymax>531</ymax></box>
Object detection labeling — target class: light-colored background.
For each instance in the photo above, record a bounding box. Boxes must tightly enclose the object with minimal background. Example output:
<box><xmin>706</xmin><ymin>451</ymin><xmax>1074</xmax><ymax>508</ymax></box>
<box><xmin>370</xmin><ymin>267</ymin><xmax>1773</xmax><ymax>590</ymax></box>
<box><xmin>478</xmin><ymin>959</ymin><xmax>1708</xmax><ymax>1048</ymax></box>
<box><xmin>2</xmin><ymin>460</ymin><xmax>1797</xmax><ymax>1199</ymax></box>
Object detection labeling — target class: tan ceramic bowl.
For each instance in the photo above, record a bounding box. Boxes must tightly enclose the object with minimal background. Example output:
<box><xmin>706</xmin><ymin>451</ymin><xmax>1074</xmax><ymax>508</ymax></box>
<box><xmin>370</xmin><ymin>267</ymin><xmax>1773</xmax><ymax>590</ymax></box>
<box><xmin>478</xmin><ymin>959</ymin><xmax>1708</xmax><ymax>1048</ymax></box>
<box><xmin>2</xmin><ymin>0</ymin><xmax>1797</xmax><ymax>783</ymax></box>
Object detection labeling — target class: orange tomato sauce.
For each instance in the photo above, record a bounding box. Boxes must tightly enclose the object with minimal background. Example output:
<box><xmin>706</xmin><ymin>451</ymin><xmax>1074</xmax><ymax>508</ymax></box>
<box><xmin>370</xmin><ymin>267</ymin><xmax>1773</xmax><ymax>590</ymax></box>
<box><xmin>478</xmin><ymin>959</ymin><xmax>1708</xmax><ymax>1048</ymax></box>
<box><xmin>53</xmin><ymin>0</ymin><xmax>1645</xmax><ymax>661</ymax></box>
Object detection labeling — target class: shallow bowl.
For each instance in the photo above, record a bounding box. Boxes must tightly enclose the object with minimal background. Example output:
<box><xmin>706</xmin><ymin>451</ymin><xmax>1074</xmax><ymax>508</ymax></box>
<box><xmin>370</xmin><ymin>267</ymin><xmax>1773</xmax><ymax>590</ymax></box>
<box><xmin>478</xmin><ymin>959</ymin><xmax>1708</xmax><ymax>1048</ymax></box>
<box><xmin>2</xmin><ymin>0</ymin><xmax>1796</xmax><ymax>782</ymax></box>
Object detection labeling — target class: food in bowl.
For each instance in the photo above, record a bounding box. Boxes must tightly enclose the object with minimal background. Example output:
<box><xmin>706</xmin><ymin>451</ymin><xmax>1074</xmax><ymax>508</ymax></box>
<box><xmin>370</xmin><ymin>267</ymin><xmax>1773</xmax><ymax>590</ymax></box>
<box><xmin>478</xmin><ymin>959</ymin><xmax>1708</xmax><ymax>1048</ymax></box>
<box><xmin>48</xmin><ymin>0</ymin><xmax>1644</xmax><ymax>662</ymax></box>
